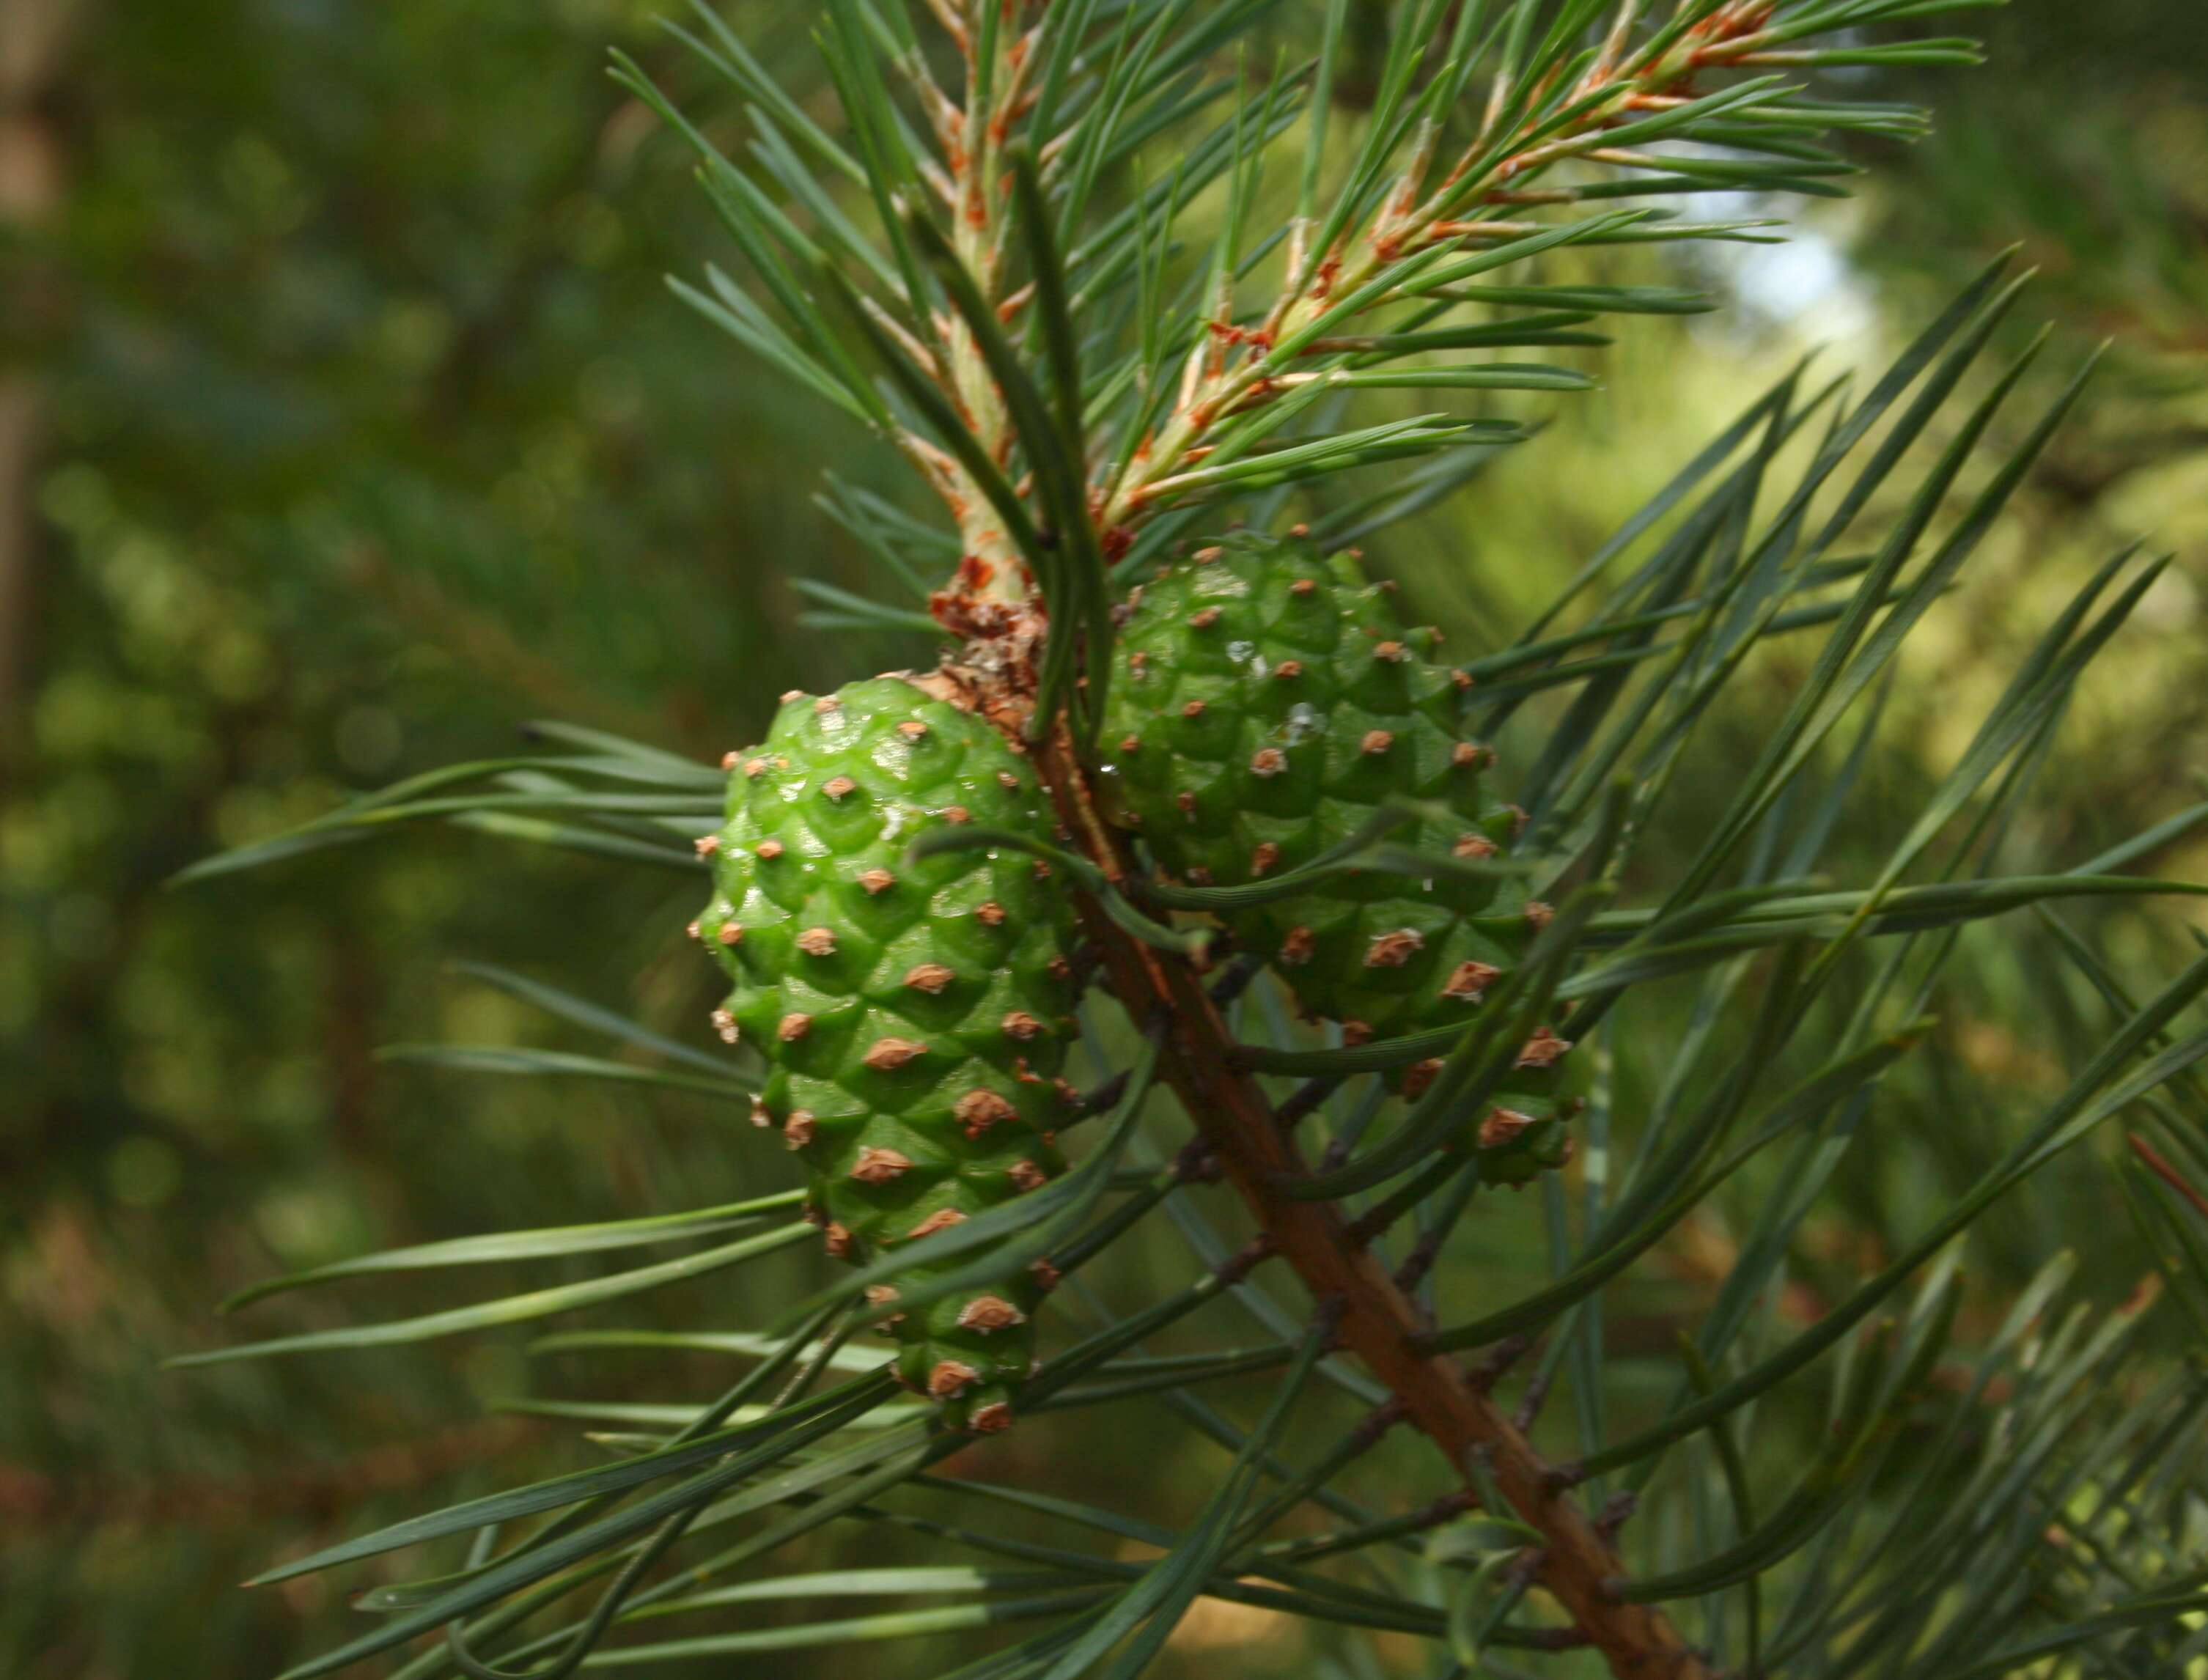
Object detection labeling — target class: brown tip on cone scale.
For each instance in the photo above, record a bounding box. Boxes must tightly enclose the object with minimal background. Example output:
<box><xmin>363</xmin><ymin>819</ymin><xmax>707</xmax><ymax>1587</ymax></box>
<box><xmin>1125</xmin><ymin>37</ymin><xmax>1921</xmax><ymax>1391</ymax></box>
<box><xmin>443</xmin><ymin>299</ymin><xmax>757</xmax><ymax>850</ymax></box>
<box><xmin>1001</xmin><ymin>1011</ymin><xmax>1045</xmax><ymax>1042</ymax></box>
<box><xmin>1364</xmin><ymin>928</ymin><xmax>1424</xmax><ymax>968</ymax></box>
<box><xmin>782</xmin><ymin>1110</ymin><xmax>815</xmax><ymax>1149</ymax></box>
<box><xmin>1479</xmin><ymin>1108</ymin><xmax>1537</xmax><ymax>1150</ymax></box>
<box><xmin>942</xmin><ymin>805</ymin><xmax>972</xmax><ymax>824</ymax></box>
<box><xmin>822</xmin><ymin>775</ymin><xmax>857</xmax><ymax>801</ymax></box>
<box><xmin>1280</xmin><ymin>926</ymin><xmax>1316</xmax><ymax>967</ymax></box>
<box><xmin>1452</xmin><ymin>741</ymin><xmax>1494</xmax><ymax>770</ymax></box>
<box><xmin>720</xmin><ymin>750</ymin><xmax>741</xmax><ymax>770</ymax></box>
<box><xmin>1506</xmin><ymin>803</ymin><xmax>1529</xmax><ymax>836</ymax></box>
<box><xmin>850</xmin><ymin>1146</ymin><xmax>913</xmax><ymax>1184</ymax></box>
<box><xmin>1046</xmin><ymin>956</ymin><xmax>1073</xmax><ymax>982</ymax></box>
<box><xmin>997</xmin><ymin>770</ymin><xmax>1020</xmax><ymax>790</ymax></box>
<box><xmin>863</xmin><ymin>1036</ymin><xmax>928</xmax><ymax>1072</ymax></box>
<box><xmin>955</xmin><ymin>1088</ymin><xmax>1018</xmax><ymax>1138</ymax></box>
<box><xmin>1442</xmin><ymin>959</ymin><xmax>1501</xmax><ymax>1002</ymax></box>
<box><xmin>814</xmin><ymin>695</ymin><xmax>840</xmax><ymax>714</ymax></box>
<box><xmin>694</xmin><ymin>834</ymin><xmax>720</xmax><ymax>858</ymax></box>
<box><xmin>1524</xmin><ymin>900</ymin><xmax>1555</xmax><ymax>930</ymax></box>
<box><xmin>1374</xmin><ymin>639</ymin><xmax>1407</xmax><ymax>662</ymax></box>
<box><xmin>1181</xmin><ymin>699</ymin><xmax>1207</xmax><ymax>719</ymax></box>
<box><xmin>1028</xmin><ymin>1258</ymin><xmax>1061</xmax><ymax>1292</ymax></box>
<box><xmin>1403</xmin><ymin>1057</ymin><xmax>1445</xmax><ymax>1099</ymax></box>
<box><xmin>1516</xmin><ymin>1027</ymin><xmax>1572</xmax><ymax>1069</ymax></box>
<box><xmin>777</xmin><ymin>1012</ymin><xmax>812</xmax><ymax>1042</ymax></box>
<box><xmin>975</xmin><ymin>901</ymin><xmax>1007</xmax><ymax>926</ymax></box>
<box><xmin>1128</xmin><ymin>650</ymin><xmax>1148</xmax><ymax>670</ymax></box>
<box><xmin>715</xmin><ymin>921</ymin><xmax>743</xmax><ymax>947</ymax></box>
<box><xmin>1287</xmin><ymin>522</ymin><xmax>1309</xmax><ymax>537</ymax></box>
<box><xmin>1193</xmin><ymin>545</ymin><xmax>1223</xmax><ymax>563</ymax></box>
<box><xmin>1342</xmin><ymin>1020</ymin><xmax>1374</xmax><ymax>1047</ymax></box>
<box><xmin>823</xmin><ymin>1221</ymin><xmax>854</xmax><ymax>1259</ymax></box>
<box><xmin>858</xmin><ymin>867</ymin><xmax>896</xmax><ymax>895</ymax></box>
<box><xmin>1274</xmin><ymin>660</ymin><xmax>1303</xmax><ymax>679</ymax></box>
<box><xmin>1454</xmin><ymin>833</ymin><xmax>1497</xmax><ymax>860</ymax></box>
<box><xmin>927</xmin><ymin>1359</ymin><xmax>980</xmax><ymax>1399</ymax></box>
<box><xmin>685</xmin><ymin>919</ymin><xmax>701</xmax><ymax>940</ymax></box>
<box><xmin>957</xmin><ymin>1295</ymin><xmax>1026</xmax><ymax>1333</ymax></box>
<box><xmin>780</xmin><ymin>689</ymin><xmax>805</xmax><ymax>704</ymax></box>
<box><xmin>748</xmin><ymin>1095</ymin><xmax>772</xmax><ymax>1128</ymax></box>
<box><xmin>1007</xmin><ymin>1160</ymin><xmax>1048</xmax><ymax>1193</ymax></box>
<box><xmin>864</xmin><ymin>1283</ymin><xmax>904</xmax><ymax>1326</ymax></box>
<box><xmin>1174</xmin><ymin>790</ymin><xmax>1197</xmax><ymax>816</ymax></box>
<box><xmin>1032</xmin><ymin>859</ymin><xmax>1052</xmax><ymax>881</ymax></box>
<box><xmin>1118</xmin><ymin>734</ymin><xmax>1141</xmax><ymax>755</ymax></box>
<box><xmin>897</xmin><ymin>719</ymin><xmax>929</xmax><ymax>739</ymax></box>
<box><xmin>795</xmin><ymin>926</ymin><xmax>837</xmax><ymax>957</ymax></box>
<box><xmin>1289</xmin><ymin>578</ymin><xmax>1317</xmax><ymax>597</ymax></box>
<box><xmin>1251</xmin><ymin>841</ymin><xmax>1281</xmax><ymax>876</ymax></box>
<box><xmin>905</xmin><ymin>962</ymin><xmax>956</xmax><ymax>994</ymax></box>
<box><xmin>1188</xmin><ymin>607</ymin><xmax>1221</xmax><ymax>630</ymax></box>
<box><xmin>1451</xmin><ymin>668</ymin><xmax>1473</xmax><ymax>690</ymax></box>
<box><xmin>1250</xmin><ymin>747</ymin><xmax>1288</xmax><ymax>777</ymax></box>
<box><xmin>710</xmin><ymin>1009</ymin><xmax>740</xmax><ymax>1045</ymax></box>
<box><xmin>754</xmin><ymin>839</ymin><xmax>784</xmax><ymax>860</ymax></box>
<box><xmin>1360</xmin><ymin>729</ymin><xmax>1394</xmax><ymax>756</ymax></box>
<box><xmin>908</xmin><ymin>1206</ymin><xmax>967</xmax><ymax>1240</ymax></box>
<box><xmin>968</xmin><ymin>1400</ymin><xmax>1015</xmax><ymax>1434</ymax></box>
<box><xmin>743</xmin><ymin>756</ymin><xmax>768</xmax><ymax>778</ymax></box>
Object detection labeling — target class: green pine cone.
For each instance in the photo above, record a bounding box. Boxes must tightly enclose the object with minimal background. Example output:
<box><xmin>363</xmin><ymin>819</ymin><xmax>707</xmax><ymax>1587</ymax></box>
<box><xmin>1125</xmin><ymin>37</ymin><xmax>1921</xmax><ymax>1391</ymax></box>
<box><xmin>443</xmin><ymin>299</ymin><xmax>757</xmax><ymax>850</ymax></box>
<box><xmin>1096</xmin><ymin>531</ymin><xmax>1576</xmax><ymax>1176</ymax></box>
<box><xmin>696</xmin><ymin>676</ymin><xmax>1082</xmax><ymax>1430</ymax></box>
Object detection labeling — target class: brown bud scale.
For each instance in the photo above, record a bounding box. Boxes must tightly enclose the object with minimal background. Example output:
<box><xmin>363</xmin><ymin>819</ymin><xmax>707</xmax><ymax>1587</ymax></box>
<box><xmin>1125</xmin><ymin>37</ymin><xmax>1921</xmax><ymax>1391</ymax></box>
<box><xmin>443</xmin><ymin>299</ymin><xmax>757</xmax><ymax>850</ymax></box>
<box><xmin>955</xmin><ymin>1089</ymin><xmax>1018</xmax><ymax>1138</ymax></box>
<box><xmin>908</xmin><ymin>1206</ymin><xmax>968</xmax><ymax>1241</ymax></box>
<box><xmin>957</xmin><ymin>1295</ymin><xmax>1026</xmax><ymax>1333</ymax></box>
<box><xmin>850</xmin><ymin>1146</ymin><xmax>913</xmax><ymax>1184</ymax></box>
<box><xmin>863</xmin><ymin>1036</ymin><xmax>928</xmax><ymax>1071</ymax></box>
<box><xmin>1364</xmin><ymin>928</ymin><xmax>1424</xmax><ymax>968</ymax></box>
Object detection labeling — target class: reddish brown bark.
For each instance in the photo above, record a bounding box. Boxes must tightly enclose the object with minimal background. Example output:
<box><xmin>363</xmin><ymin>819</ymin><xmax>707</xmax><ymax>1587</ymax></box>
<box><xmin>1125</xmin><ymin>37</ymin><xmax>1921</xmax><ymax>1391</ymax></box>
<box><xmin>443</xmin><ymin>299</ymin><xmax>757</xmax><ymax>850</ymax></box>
<box><xmin>1034</xmin><ymin>728</ymin><xmax>1712</xmax><ymax>1680</ymax></box>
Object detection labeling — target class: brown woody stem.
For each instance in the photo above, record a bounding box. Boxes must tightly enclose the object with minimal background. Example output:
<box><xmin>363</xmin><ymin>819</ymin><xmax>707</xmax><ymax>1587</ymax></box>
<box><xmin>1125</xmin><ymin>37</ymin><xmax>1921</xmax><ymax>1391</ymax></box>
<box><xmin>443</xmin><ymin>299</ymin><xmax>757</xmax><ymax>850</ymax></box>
<box><xmin>1033</xmin><ymin>729</ymin><xmax>1712</xmax><ymax>1680</ymax></box>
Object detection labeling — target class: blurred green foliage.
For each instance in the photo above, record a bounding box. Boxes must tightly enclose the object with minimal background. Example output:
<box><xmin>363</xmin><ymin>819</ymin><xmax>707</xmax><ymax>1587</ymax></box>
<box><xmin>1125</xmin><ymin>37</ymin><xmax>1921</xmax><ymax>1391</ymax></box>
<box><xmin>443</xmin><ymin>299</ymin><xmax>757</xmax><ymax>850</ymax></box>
<box><xmin>3</xmin><ymin>1</ymin><xmax>2201</xmax><ymax>1677</ymax></box>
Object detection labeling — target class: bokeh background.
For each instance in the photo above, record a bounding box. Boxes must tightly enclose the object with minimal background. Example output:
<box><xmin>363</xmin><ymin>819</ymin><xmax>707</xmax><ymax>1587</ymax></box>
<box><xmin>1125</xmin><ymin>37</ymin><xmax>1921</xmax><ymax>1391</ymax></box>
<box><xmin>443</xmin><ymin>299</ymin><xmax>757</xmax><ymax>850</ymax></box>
<box><xmin>4</xmin><ymin>2</ymin><xmax>2204</xmax><ymax>1676</ymax></box>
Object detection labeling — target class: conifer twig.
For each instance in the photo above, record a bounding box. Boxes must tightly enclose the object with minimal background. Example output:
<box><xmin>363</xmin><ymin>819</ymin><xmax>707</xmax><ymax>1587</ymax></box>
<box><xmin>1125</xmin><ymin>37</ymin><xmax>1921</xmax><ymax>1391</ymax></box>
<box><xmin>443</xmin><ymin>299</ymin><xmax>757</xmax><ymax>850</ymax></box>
<box><xmin>1034</xmin><ymin>727</ymin><xmax>1714</xmax><ymax>1680</ymax></box>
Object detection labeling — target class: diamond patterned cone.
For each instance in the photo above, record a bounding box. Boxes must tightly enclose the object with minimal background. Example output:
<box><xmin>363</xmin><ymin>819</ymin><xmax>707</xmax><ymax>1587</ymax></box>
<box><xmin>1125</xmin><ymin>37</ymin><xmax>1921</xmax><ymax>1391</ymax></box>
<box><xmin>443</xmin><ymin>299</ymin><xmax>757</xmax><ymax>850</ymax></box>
<box><xmin>697</xmin><ymin>677</ymin><xmax>1081</xmax><ymax>1429</ymax></box>
<box><xmin>1096</xmin><ymin>533</ymin><xmax>1577</xmax><ymax>1179</ymax></box>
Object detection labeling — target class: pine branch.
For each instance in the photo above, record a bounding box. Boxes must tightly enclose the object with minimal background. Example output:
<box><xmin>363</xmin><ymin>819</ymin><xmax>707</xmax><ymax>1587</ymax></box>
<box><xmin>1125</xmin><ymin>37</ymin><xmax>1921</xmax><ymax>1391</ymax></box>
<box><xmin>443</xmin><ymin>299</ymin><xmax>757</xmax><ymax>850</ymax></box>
<box><xmin>643</xmin><ymin>0</ymin><xmax>1998</xmax><ymax>633</ymax></box>
<box><xmin>1033</xmin><ymin>723</ymin><xmax>1715</xmax><ymax>1680</ymax></box>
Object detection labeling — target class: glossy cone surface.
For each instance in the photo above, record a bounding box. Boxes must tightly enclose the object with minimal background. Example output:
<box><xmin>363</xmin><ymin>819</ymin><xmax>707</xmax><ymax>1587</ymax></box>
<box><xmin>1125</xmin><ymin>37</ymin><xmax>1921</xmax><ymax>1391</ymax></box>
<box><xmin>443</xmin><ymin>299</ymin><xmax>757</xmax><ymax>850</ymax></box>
<box><xmin>1097</xmin><ymin>534</ymin><xmax>1572</xmax><ymax>1176</ymax></box>
<box><xmin>699</xmin><ymin>677</ymin><xmax>1081</xmax><ymax>1427</ymax></box>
